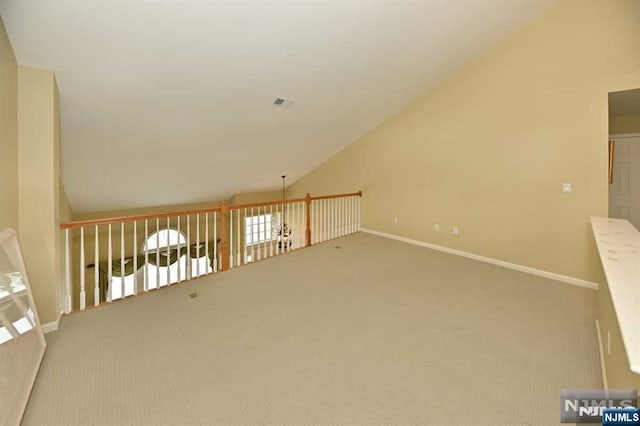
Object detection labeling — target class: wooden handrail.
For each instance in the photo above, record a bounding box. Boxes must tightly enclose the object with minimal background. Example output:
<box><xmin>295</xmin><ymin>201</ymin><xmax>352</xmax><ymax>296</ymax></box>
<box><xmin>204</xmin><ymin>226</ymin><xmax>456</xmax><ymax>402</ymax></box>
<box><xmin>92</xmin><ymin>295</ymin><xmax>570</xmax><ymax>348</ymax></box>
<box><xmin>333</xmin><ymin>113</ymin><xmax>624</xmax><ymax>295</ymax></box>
<box><xmin>309</xmin><ymin>191</ymin><xmax>362</xmax><ymax>201</ymax></box>
<box><xmin>59</xmin><ymin>191</ymin><xmax>363</xmax><ymax>229</ymax></box>
<box><xmin>60</xmin><ymin>206</ymin><xmax>222</xmax><ymax>229</ymax></box>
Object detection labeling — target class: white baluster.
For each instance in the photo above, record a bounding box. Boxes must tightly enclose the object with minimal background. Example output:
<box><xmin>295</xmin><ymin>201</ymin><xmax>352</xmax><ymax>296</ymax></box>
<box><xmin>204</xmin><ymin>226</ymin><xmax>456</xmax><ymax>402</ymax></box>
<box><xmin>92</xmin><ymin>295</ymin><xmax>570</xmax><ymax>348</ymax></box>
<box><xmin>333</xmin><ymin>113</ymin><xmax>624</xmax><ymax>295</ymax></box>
<box><xmin>176</xmin><ymin>216</ymin><xmax>181</xmax><ymax>283</ymax></box>
<box><xmin>335</xmin><ymin>198</ymin><xmax>339</xmax><ymax>238</ymax></box>
<box><xmin>166</xmin><ymin>217</ymin><xmax>171</xmax><ymax>284</ymax></box>
<box><xmin>186</xmin><ymin>215</ymin><xmax>191</xmax><ymax>279</ymax></box>
<box><xmin>237</xmin><ymin>209</ymin><xmax>241</xmax><ymax>266</ymax></box>
<box><xmin>328</xmin><ymin>199</ymin><xmax>333</xmax><ymax>240</ymax></box>
<box><xmin>301</xmin><ymin>201</ymin><xmax>304</xmax><ymax>248</ymax></box>
<box><xmin>269</xmin><ymin>204</ymin><xmax>274</xmax><ymax>258</ymax></box>
<box><xmin>107</xmin><ymin>223</ymin><xmax>112</xmax><ymax>302</ymax></box>
<box><xmin>324</xmin><ymin>199</ymin><xmax>328</xmax><ymax>242</ymax></box>
<box><xmin>339</xmin><ymin>198</ymin><xmax>343</xmax><ymax>237</ymax></box>
<box><xmin>300</xmin><ymin>201</ymin><xmax>304</xmax><ymax>247</ymax></box>
<box><xmin>80</xmin><ymin>227</ymin><xmax>85</xmax><ymax>310</ymax></box>
<box><xmin>94</xmin><ymin>225</ymin><xmax>99</xmax><ymax>306</ymax></box>
<box><xmin>353</xmin><ymin>196</ymin><xmax>357</xmax><ymax>233</ymax></box>
<box><xmin>326</xmin><ymin>199</ymin><xmax>329</xmax><ymax>241</ymax></box>
<box><xmin>64</xmin><ymin>228</ymin><xmax>71</xmax><ymax>313</ymax></box>
<box><xmin>250</xmin><ymin>207</ymin><xmax>254</xmax><ymax>263</ymax></box>
<box><xmin>343</xmin><ymin>198</ymin><xmax>347</xmax><ymax>235</ymax></box>
<box><xmin>254</xmin><ymin>206</ymin><xmax>258</xmax><ymax>257</ymax></box>
<box><xmin>287</xmin><ymin>202</ymin><xmax>291</xmax><ymax>251</ymax></box>
<box><xmin>357</xmin><ymin>195</ymin><xmax>361</xmax><ymax>230</ymax></box>
<box><xmin>295</xmin><ymin>202</ymin><xmax>299</xmax><ymax>249</ymax></box>
<box><xmin>259</xmin><ymin>206</ymin><xmax>263</xmax><ymax>260</ymax></box>
<box><xmin>315</xmin><ymin>200</ymin><xmax>319</xmax><ymax>244</ymax></box>
<box><xmin>291</xmin><ymin>202</ymin><xmax>295</xmax><ymax>249</ymax></box>
<box><xmin>195</xmin><ymin>214</ymin><xmax>200</xmax><ymax>277</ymax></box>
<box><xmin>276</xmin><ymin>204</ymin><xmax>281</xmax><ymax>256</ymax></box>
<box><xmin>144</xmin><ymin>219</ymin><xmax>149</xmax><ymax>292</ymax></box>
<box><xmin>121</xmin><ymin>222</ymin><xmax>125</xmax><ymax>297</ymax></box>
<box><xmin>205</xmin><ymin>212</ymin><xmax>209</xmax><ymax>275</ymax></box>
<box><xmin>257</xmin><ymin>206</ymin><xmax>262</xmax><ymax>260</ymax></box>
<box><xmin>213</xmin><ymin>212</ymin><xmax>218</xmax><ymax>272</ymax></box>
<box><xmin>317</xmin><ymin>200</ymin><xmax>322</xmax><ymax>243</ymax></box>
<box><xmin>347</xmin><ymin>197</ymin><xmax>353</xmax><ymax>234</ymax></box>
<box><xmin>230</xmin><ymin>210</ymin><xmax>234</xmax><ymax>268</ymax></box>
<box><xmin>336</xmin><ymin>198</ymin><xmax>339</xmax><ymax>237</ymax></box>
<box><xmin>133</xmin><ymin>221</ymin><xmax>138</xmax><ymax>295</ymax></box>
<box><xmin>311</xmin><ymin>200</ymin><xmax>316</xmax><ymax>245</ymax></box>
<box><xmin>156</xmin><ymin>218</ymin><xmax>160</xmax><ymax>287</ymax></box>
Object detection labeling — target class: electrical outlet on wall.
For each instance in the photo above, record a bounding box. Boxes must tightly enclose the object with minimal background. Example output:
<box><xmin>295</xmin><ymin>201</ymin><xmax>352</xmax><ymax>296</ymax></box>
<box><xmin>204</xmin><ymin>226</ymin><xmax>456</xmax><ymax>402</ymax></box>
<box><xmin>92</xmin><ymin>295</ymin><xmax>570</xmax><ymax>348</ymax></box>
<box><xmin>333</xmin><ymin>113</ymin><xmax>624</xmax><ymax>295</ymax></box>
<box><xmin>453</xmin><ymin>227</ymin><xmax>460</xmax><ymax>236</ymax></box>
<box><xmin>393</xmin><ymin>217</ymin><xmax>398</xmax><ymax>224</ymax></box>
<box><xmin>434</xmin><ymin>224</ymin><xmax>440</xmax><ymax>231</ymax></box>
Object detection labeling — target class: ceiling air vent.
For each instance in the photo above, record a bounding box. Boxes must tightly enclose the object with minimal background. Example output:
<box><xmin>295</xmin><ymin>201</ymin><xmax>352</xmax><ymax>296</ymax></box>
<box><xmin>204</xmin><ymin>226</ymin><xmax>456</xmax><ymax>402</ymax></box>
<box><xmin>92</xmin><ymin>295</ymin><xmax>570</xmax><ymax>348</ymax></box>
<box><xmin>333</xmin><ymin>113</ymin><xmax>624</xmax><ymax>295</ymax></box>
<box><xmin>273</xmin><ymin>98</ymin><xmax>294</xmax><ymax>109</ymax></box>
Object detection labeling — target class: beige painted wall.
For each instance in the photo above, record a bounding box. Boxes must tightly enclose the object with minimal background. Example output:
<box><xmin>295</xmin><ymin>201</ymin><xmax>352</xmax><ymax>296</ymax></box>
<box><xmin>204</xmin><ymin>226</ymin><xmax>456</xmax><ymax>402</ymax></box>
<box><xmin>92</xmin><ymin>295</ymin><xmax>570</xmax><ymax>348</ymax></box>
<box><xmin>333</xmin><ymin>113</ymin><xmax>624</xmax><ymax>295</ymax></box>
<box><xmin>0</xmin><ymin>16</ymin><xmax>18</xmax><ymax>233</ymax></box>
<box><xmin>229</xmin><ymin>190</ymin><xmax>281</xmax><ymax>205</ymax></box>
<box><xmin>18</xmin><ymin>66</ymin><xmax>62</xmax><ymax>324</ymax></box>
<box><xmin>288</xmin><ymin>0</ymin><xmax>640</xmax><ymax>388</ymax></box>
<box><xmin>290</xmin><ymin>0</ymin><xmax>640</xmax><ymax>283</ymax></box>
<box><xmin>610</xmin><ymin>113</ymin><xmax>640</xmax><ymax>135</ymax></box>
<box><xmin>72</xmin><ymin>200</ymin><xmax>223</xmax><ymax>222</ymax></box>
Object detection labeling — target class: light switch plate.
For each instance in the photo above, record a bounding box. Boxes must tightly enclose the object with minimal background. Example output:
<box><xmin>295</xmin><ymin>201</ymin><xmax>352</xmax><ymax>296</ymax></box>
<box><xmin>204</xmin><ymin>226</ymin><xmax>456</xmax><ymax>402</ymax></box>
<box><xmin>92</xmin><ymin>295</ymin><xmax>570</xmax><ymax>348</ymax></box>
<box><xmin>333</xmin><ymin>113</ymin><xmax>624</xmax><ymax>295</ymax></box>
<box><xmin>562</xmin><ymin>183</ymin><xmax>572</xmax><ymax>193</ymax></box>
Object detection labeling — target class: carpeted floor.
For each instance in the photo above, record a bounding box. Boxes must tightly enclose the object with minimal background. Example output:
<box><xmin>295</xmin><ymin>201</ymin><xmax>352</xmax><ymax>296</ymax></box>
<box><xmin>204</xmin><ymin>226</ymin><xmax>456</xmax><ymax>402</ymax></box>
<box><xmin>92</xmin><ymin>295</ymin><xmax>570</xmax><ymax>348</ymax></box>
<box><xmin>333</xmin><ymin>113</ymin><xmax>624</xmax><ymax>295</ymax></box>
<box><xmin>23</xmin><ymin>232</ymin><xmax>600</xmax><ymax>425</ymax></box>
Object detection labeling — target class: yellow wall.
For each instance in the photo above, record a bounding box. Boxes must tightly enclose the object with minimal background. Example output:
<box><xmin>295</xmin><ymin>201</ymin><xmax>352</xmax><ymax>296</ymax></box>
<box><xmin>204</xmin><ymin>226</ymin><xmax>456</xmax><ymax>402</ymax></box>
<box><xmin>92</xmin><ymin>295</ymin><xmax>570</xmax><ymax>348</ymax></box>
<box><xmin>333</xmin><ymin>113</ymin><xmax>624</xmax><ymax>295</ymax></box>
<box><xmin>72</xmin><ymin>200</ymin><xmax>223</xmax><ymax>222</ymax></box>
<box><xmin>18</xmin><ymin>66</ymin><xmax>62</xmax><ymax>324</ymax></box>
<box><xmin>229</xmin><ymin>190</ymin><xmax>281</xmax><ymax>205</ymax></box>
<box><xmin>289</xmin><ymin>0</ymin><xmax>640</xmax><ymax>283</ymax></box>
<box><xmin>610</xmin><ymin>113</ymin><xmax>640</xmax><ymax>135</ymax></box>
<box><xmin>287</xmin><ymin>0</ymin><xmax>640</xmax><ymax>388</ymax></box>
<box><xmin>0</xmin><ymin>16</ymin><xmax>18</xmax><ymax>232</ymax></box>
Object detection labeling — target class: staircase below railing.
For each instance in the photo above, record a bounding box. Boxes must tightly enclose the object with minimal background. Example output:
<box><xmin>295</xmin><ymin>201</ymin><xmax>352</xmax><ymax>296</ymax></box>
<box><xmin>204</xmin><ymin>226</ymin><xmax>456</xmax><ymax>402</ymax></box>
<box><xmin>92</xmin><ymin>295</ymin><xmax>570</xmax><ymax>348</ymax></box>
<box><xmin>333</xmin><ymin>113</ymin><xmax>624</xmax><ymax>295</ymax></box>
<box><xmin>59</xmin><ymin>191</ymin><xmax>362</xmax><ymax>313</ymax></box>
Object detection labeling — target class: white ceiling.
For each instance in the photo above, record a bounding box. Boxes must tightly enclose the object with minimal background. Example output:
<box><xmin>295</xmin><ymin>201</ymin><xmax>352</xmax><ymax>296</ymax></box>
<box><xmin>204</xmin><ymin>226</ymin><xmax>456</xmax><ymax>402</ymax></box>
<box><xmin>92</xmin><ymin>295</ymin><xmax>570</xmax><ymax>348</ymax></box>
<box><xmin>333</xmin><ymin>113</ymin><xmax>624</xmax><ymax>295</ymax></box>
<box><xmin>609</xmin><ymin>89</ymin><xmax>640</xmax><ymax>116</ymax></box>
<box><xmin>1</xmin><ymin>0</ymin><xmax>554</xmax><ymax>213</ymax></box>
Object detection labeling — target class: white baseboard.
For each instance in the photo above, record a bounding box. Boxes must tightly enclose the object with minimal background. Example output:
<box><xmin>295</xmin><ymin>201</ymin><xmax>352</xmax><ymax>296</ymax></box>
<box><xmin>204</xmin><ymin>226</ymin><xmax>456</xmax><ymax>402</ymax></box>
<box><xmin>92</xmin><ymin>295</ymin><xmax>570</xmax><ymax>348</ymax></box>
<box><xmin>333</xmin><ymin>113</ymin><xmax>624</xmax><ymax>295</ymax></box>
<box><xmin>41</xmin><ymin>315</ymin><xmax>60</xmax><ymax>334</ymax></box>
<box><xmin>360</xmin><ymin>228</ymin><xmax>598</xmax><ymax>290</ymax></box>
<box><xmin>595</xmin><ymin>319</ymin><xmax>609</xmax><ymax>390</ymax></box>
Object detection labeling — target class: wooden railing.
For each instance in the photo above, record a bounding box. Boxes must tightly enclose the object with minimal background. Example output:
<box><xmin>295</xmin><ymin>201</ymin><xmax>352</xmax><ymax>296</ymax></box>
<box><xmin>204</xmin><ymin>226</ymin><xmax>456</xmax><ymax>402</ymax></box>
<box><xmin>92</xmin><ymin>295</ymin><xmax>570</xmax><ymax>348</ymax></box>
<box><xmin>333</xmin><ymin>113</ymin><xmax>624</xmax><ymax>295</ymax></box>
<box><xmin>59</xmin><ymin>191</ymin><xmax>362</xmax><ymax>313</ymax></box>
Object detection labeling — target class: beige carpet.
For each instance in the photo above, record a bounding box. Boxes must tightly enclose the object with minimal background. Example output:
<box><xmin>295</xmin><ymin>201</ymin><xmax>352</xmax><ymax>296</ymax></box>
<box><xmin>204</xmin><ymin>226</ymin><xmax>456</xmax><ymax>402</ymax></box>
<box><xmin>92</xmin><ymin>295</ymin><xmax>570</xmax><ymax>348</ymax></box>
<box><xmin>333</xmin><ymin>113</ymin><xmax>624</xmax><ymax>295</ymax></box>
<box><xmin>23</xmin><ymin>232</ymin><xmax>600</xmax><ymax>425</ymax></box>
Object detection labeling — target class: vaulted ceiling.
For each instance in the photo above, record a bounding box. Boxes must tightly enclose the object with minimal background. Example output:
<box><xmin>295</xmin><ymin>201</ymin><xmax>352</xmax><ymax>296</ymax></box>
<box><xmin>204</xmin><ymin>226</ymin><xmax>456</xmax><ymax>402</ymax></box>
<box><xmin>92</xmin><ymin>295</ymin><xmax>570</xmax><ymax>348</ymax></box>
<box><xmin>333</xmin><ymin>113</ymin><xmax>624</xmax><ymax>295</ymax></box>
<box><xmin>0</xmin><ymin>0</ymin><xmax>554</xmax><ymax>213</ymax></box>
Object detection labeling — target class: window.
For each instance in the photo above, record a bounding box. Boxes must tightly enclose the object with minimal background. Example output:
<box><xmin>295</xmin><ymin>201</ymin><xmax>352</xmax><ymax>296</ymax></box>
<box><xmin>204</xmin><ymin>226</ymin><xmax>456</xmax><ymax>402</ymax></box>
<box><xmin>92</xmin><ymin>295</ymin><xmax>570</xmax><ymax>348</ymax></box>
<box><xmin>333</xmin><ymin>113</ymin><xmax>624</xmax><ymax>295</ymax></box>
<box><xmin>141</xmin><ymin>229</ymin><xmax>190</xmax><ymax>290</ymax></box>
<box><xmin>245</xmin><ymin>214</ymin><xmax>273</xmax><ymax>245</ymax></box>
<box><xmin>110</xmin><ymin>229</ymin><xmax>212</xmax><ymax>300</ymax></box>
<box><xmin>143</xmin><ymin>229</ymin><xmax>186</xmax><ymax>251</ymax></box>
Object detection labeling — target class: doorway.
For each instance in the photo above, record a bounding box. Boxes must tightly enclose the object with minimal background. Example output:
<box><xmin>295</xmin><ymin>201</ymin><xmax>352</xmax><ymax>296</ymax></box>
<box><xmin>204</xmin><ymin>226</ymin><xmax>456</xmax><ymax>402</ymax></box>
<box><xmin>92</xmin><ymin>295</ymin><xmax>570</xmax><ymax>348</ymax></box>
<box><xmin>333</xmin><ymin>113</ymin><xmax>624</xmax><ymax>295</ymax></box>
<box><xmin>608</xmin><ymin>89</ymin><xmax>640</xmax><ymax>230</ymax></box>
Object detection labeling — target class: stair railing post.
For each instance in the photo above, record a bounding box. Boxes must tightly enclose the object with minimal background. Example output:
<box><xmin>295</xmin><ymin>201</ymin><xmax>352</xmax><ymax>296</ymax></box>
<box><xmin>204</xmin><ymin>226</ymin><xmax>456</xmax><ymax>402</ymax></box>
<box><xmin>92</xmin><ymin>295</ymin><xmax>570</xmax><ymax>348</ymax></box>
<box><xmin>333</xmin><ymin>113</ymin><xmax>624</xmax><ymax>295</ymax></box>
<box><xmin>220</xmin><ymin>201</ymin><xmax>229</xmax><ymax>271</ymax></box>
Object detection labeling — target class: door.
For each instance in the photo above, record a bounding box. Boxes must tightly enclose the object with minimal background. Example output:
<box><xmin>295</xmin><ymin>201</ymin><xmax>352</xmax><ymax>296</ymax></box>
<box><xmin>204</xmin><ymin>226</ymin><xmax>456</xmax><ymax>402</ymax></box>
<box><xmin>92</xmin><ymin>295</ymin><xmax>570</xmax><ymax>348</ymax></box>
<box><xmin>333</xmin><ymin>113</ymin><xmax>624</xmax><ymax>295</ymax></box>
<box><xmin>609</xmin><ymin>135</ymin><xmax>640</xmax><ymax>230</ymax></box>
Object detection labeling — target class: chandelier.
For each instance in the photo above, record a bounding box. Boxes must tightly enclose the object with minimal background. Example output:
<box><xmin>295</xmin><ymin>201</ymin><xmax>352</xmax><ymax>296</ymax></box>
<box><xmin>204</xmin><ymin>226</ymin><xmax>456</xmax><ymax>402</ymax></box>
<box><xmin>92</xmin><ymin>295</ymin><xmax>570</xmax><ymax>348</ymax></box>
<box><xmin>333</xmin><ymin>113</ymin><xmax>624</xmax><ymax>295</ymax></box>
<box><xmin>275</xmin><ymin>175</ymin><xmax>293</xmax><ymax>250</ymax></box>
